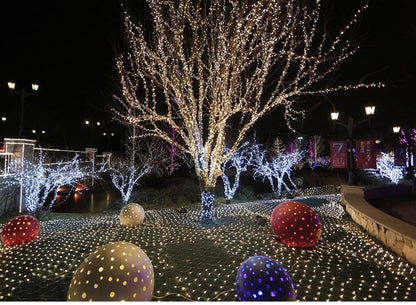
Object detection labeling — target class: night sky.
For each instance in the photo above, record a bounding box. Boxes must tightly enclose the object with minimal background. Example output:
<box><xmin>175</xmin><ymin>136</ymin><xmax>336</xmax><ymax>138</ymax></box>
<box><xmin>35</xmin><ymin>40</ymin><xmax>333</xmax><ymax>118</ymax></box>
<box><xmin>1</xmin><ymin>0</ymin><xmax>415</xmax><ymax>152</ymax></box>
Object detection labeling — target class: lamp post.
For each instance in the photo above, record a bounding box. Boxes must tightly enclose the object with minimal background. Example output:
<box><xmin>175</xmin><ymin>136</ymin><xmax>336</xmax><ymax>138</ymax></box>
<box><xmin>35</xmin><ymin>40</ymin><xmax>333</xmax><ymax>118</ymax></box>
<box><xmin>7</xmin><ymin>82</ymin><xmax>39</xmax><ymax>138</ymax></box>
<box><xmin>331</xmin><ymin>105</ymin><xmax>376</xmax><ymax>185</ymax></box>
<box><xmin>85</xmin><ymin>120</ymin><xmax>101</xmax><ymax>146</ymax></box>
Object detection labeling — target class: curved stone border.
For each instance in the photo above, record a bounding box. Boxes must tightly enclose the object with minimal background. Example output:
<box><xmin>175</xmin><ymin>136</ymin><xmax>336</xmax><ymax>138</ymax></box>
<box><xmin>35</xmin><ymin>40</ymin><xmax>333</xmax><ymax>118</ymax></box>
<box><xmin>341</xmin><ymin>185</ymin><xmax>416</xmax><ymax>266</ymax></box>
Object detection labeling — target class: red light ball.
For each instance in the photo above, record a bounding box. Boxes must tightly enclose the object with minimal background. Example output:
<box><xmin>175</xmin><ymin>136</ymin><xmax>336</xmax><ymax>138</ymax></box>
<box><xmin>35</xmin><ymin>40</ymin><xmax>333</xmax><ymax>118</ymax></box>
<box><xmin>271</xmin><ymin>201</ymin><xmax>322</xmax><ymax>248</ymax></box>
<box><xmin>1</xmin><ymin>215</ymin><xmax>40</xmax><ymax>247</ymax></box>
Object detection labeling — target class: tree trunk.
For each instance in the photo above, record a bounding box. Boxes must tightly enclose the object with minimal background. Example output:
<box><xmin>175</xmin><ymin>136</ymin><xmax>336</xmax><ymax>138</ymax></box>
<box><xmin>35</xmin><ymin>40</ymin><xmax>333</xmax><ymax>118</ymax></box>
<box><xmin>200</xmin><ymin>186</ymin><xmax>215</xmax><ymax>221</ymax></box>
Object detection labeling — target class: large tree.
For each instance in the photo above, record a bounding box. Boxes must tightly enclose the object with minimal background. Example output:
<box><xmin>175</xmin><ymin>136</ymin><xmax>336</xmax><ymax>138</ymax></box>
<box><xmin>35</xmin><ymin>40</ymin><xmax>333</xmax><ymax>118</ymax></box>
<box><xmin>115</xmin><ymin>0</ymin><xmax>378</xmax><ymax>221</ymax></box>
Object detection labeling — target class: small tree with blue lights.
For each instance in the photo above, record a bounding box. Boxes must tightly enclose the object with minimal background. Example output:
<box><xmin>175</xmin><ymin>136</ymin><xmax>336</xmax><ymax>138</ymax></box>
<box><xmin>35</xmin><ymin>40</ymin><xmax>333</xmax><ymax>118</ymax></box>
<box><xmin>253</xmin><ymin>140</ymin><xmax>306</xmax><ymax>196</ymax></box>
<box><xmin>110</xmin><ymin>130</ymin><xmax>170</xmax><ymax>206</ymax></box>
<box><xmin>221</xmin><ymin>140</ymin><xmax>261</xmax><ymax>202</ymax></box>
<box><xmin>1</xmin><ymin>153</ymin><xmax>97</xmax><ymax>219</ymax></box>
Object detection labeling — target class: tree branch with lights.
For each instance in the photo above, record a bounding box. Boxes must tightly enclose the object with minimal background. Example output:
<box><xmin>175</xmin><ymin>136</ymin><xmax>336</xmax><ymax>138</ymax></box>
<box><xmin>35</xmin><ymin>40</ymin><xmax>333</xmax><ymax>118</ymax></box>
<box><xmin>115</xmin><ymin>0</ymin><xmax>380</xmax><ymax>220</ymax></box>
<box><xmin>253</xmin><ymin>139</ymin><xmax>306</xmax><ymax>196</ymax></box>
<box><xmin>1</xmin><ymin>154</ymin><xmax>100</xmax><ymax>219</ymax></box>
<box><xmin>110</xmin><ymin>128</ymin><xmax>171</xmax><ymax>205</ymax></box>
<box><xmin>221</xmin><ymin>140</ymin><xmax>261</xmax><ymax>203</ymax></box>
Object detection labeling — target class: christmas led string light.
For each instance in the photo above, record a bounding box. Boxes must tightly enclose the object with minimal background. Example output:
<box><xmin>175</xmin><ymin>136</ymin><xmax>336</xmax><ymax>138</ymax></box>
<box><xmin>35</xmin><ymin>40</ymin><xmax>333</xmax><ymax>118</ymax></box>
<box><xmin>365</xmin><ymin>152</ymin><xmax>405</xmax><ymax>184</ymax></box>
<box><xmin>114</xmin><ymin>0</ymin><xmax>382</xmax><ymax>220</ymax></box>
<box><xmin>221</xmin><ymin>141</ymin><xmax>261</xmax><ymax>201</ymax></box>
<box><xmin>1</xmin><ymin>153</ymin><xmax>99</xmax><ymax>216</ymax></box>
<box><xmin>0</xmin><ymin>190</ymin><xmax>415</xmax><ymax>301</ymax></box>
<box><xmin>253</xmin><ymin>144</ymin><xmax>306</xmax><ymax>196</ymax></box>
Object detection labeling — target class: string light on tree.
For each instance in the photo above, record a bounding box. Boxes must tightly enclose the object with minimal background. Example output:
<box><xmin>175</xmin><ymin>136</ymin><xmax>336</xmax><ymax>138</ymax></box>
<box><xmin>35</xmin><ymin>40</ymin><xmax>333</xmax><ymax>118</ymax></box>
<box><xmin>114</xmin><ymin>0</ymin><xmax>382</xmax><ymax>221</ymax></box>
<box><xmin>253</xmin><ymin>141</ymin><xmax>306</xmax><ymax>196</ymax></box>
<box><xmin>365</xmin><ymin>152</ymin><xmax>405</xmax><ymax>184</ymax></box>
<box><xmin>221</xmin><ymin>140</ymin><xmax>261</xmax><ymax>202</ymax></box>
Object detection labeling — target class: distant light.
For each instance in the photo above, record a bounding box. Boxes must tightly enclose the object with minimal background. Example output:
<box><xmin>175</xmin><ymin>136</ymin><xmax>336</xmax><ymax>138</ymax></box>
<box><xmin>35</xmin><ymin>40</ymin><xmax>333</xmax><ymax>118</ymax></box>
<box><xmin>32</xmin><ymin>129</ymin><xmax>36</xmax><ymax>134</ymax></box>
<box><xmin>103</xmin><ymin>132</ymin><xmax>106</xmax><ymax>136</ymax></box>
<box><xmin>31</xmin><ymin>83</ymin><xmax>39</xmax><ymax>91</ymax></box>
<box><xmin>41</xmin><ymin>130</ymin><xmax>46</xmax><ymax>134</ymax></box>
<box><xmin>365</xmin><ymin>105</ymin><xmax>376</xmax><ymax>116</ymax></box>
<box><xmin>330</xmin><ymin>111</ymin><xmax>339</xmax><ymax>120</ymax></box>
<box><xmin>7</xmin><ymin>82</ymin><xmax>15</xmax><ymax>90</ymax></box>
<box><xmin>111</xmin><ymin>133</ymin><xmax>114</xmax><ymax>136</ymax></box>
<box><xmin>393</xmin><ymin>126</ymin><xmax>400</xmax><ymax>133</ymax></box>
<box><xmin>297</xmin><ymin>137</ymin><xmax>303</xmax><ymax>140</ymax></box>
<box><xmin>375</xmin><ymin>139</ymin><xmax>380</xmax><ymax>144</ymax></box>
<box><xmin>96</xmin><ymin>122</ymin><xmax>101</xmax><ymax>126</ymax></box>
<box><xmin>1</xmin><ymin>117</ymin><xmax>6</xmax><ymax>122</ymax></box>
<box><xmin>85</xmin><ymin>120</ymin><xmax>90</xmax><ymax>125</ymax></box>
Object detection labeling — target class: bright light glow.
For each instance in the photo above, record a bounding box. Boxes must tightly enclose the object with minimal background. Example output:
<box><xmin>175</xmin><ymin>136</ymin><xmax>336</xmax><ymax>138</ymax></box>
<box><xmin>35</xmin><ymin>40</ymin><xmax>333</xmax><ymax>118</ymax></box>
<box><xmin>331</xmin><ymin>112</ymin><xmax>339</xmax><ymax>120</ymax></box>
<box><xmin>32</xmin><ymin>129</ymin><xmax>36</xmax><ymax>134</ymax></box>
<box><xmin>253</xmin><ymin>140</ymin><xmax>305</xmax><ymax>196</ymax></box>
<box><xmin>365</xmin><ymin>105</ymin><xmax>376</xmax><ymax>115</ymax></box>
<box><xmin>7</xmin><ymin>82</ymin><xmax>15</xmax><ymax>89</ymax></box>
<box><xmin>366</xmin><ymin>152</ymin><xmax>405</xmax><ymax>184</ymax></box>
<box><xmin>41</xmin><ymin>130</ymin><xmax>46</xmax><ymax>134</ymax></box>
<box><xmin>85</xmin><ymin>120</ymin><xmax>90</xmax><ymax>125</ymax></box>
<box><xmin>221</xmin><ymin>141</ymin><xmax>261</xmax><ymax>201</ymax></box>
<box><xmin>1</xmin><ymin>153</ymin><xmax>101</xmax><ymax>215</ymax></box>
<box><xmin>96</xmin><ymin>122</ymin><xmax>101</xmax><ymax>126</ymax></box>
<box><xmin>31</xmin><ymin>83</ymin><xmax>39</xmax><ymax>91</ymax></box>
<box><xmin>103</xmin><ymin>132</ymin><xmax>106</xmax><ymax>136</ymax></box>
<box><xmin>393</xmin><ymin>126</ymin><xmax>401</xmax><ymax>133</ymax></box>
<box><xmin>1</xmin><ymin>117</ymin><xmax>6</xmax><ymax>121</ymax></box>
<box><xmin>117</xmin><ymin>0</ymin><xmax>380</xmax><ymax>220</ymax></box>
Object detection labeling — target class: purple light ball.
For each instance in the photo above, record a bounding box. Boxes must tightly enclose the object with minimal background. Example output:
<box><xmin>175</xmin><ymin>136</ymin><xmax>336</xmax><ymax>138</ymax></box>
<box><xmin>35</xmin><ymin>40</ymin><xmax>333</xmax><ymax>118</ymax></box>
<box><xmin>236</xmin><ymin>255</ymin><xmax>295</xmax><ymax>301</ymax></box>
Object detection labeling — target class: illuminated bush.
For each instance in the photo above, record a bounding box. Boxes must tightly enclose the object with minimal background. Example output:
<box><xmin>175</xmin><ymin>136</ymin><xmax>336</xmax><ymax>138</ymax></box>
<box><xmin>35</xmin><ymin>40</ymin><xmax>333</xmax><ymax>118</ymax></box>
<box><xmin>271</xmin><ymin>201</ymin><xmax>322</xmax><ymax>248</ymax></box>
<box><xmin>1</xmin><ymin>215</ymin><xmax>40</xmax><ymax>247</ymax></box>
<box><xmin>119</xmin><ymin>203</ymin><xmax>145</xmax><ymax>227</ymax></box>
<box><xmin>67</xmin><ymin>241</ymin><xmax>154</xmax><ymax>301</ymax></box>
<box><xmin>236</xmin><ymin>255</ymin><xmax>296</xmax><ymax>301</ymax></box>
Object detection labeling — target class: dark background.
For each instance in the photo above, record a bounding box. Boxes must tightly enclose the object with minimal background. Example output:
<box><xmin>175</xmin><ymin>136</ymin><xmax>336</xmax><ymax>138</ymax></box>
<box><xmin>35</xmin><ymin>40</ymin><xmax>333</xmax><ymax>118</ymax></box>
<box><xmin>1</xmin><ymin>0</ymin><xmax>415</xmax><ymax>152</ymax></box>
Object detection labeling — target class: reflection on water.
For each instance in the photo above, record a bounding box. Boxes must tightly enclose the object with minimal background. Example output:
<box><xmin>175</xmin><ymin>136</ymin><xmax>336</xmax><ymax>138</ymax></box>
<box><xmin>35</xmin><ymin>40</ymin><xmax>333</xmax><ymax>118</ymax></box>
<box><xmin>53</xmin><ymin>191</ymin><xmax>120</xmax><ymax>213</ymax></box>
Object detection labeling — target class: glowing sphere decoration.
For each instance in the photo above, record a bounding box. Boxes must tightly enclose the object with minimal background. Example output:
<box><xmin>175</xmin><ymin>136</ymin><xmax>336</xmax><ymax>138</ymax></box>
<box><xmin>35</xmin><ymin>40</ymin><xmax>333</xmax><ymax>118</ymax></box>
<box><xmin>271</xmin><ymin>201</ymin><xmax>322</xmax><ymax>248</ymax></box>
<box><xmin>67</xmin><ymin>241</ymin><xmax>154</xmax><ymax>301</ymax></box>
<box><xmin>119</xmin><ymin>203</ymin><xmax>145</xmax><ymax>227</ymax></box>
<box><xmin>236</xmin><ymin>255</ymin><xmax>296</xmax><ymax>301</ymax></box>
<box><xmin>1</xmin><ymin>215</ymin><xmax>40</xmax><ymax>247</ymax></box>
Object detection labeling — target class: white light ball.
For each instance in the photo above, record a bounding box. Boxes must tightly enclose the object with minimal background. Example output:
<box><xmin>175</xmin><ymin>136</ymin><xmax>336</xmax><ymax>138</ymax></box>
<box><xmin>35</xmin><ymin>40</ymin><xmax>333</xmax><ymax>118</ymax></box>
<box><xmin>119</xmin><ymin>203</ymin><xmax>145</xmax><ymax>227</ymax></box>
<box><xmin>67</xmin><ymin>241</ymin><xmax>154</xmax><ymax>301</ymax></box>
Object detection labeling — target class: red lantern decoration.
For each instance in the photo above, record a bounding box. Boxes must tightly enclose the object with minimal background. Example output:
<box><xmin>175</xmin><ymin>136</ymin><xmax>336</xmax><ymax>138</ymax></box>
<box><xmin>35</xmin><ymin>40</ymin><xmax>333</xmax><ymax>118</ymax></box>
<box><xmin>271</xmin><ymin>201</ymin><xmax>322</xmax><ymax>248</ymax></box>
<box><xmin>1</xmin><ymin>215</ymin><xmax>40</xmax><ymax>247</ymax></box>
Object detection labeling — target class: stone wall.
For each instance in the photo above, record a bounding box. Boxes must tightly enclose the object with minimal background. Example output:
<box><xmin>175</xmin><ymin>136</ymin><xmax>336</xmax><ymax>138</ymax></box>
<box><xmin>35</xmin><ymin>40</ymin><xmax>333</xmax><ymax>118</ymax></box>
<box><xmin>341</xmin><ymin>185</ymin><xmax>416</xmax><ymax>266</ymax></box>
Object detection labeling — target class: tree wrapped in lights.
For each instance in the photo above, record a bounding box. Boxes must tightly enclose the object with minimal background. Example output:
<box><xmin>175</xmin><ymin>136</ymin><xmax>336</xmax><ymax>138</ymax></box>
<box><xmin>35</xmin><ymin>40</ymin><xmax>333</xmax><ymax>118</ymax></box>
<box><xmin>253</xmin><ymin>144</ymin><xmax>306</xmax><ymax>196</ymax></box>
<box><xmin>221</xmin><ymin>141</ymin><xmax>261</xmax><ymax>202</ymax></box>
<box><xmin>1</xmin><ymin>154</ymin><xmax>98</xmax><ymax>218</ymax></box>
<box><xmin>115</xmin><ymin>0</ymin><xmax>379</xmax><ymax>220</ymax></box>
<box><xmin>110</xmin><ymin>132</ymin><xmax>170</xmax><ymax>205</ymax></box>
<box><xmin>366</xmin><ymin>152</ymin><xmax>405</xmax><ymax>184</ymax></box>
<box><xmin>308</xmin><ymin>135</ymin><xmax>328</xmax><ymax>170</ymax></box>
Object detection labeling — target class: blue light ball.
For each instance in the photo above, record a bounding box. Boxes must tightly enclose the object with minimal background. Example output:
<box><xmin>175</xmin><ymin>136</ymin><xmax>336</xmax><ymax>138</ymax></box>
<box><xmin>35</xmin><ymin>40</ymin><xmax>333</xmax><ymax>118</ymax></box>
<box><xmin>236</xmin><ymin>255</ymin><xmax>296</xmax><ymax>301</ymax></box>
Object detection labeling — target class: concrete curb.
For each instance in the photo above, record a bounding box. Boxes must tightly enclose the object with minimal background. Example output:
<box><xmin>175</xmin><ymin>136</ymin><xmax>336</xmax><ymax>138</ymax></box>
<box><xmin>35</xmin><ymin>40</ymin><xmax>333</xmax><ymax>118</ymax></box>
<box><xmin>341</xmin><ymin>185</ymin><xmax>416</xmax><ymax>266</ymax></box>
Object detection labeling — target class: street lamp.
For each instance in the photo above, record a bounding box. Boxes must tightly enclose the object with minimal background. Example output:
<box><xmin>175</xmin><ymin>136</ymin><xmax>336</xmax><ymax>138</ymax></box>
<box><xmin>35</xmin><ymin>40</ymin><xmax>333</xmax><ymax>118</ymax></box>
<box><xmin>393</xmin><ymin>126</ymin><xmax>401</xmax><ymax>133</ymax></box>
<box><xmin>84</xmin><ymin>120</ymin><xmax>101</xmax><ymax>146</ymax></box>
<box><xmin>331</xmin><ymin>105</ymin><xmax>376</xmax><ymax>185</ymax></box>
<box><xmin>7</xmin><ymin>81</ymin><xmax>39</xmax><ymax>138</ymax></box>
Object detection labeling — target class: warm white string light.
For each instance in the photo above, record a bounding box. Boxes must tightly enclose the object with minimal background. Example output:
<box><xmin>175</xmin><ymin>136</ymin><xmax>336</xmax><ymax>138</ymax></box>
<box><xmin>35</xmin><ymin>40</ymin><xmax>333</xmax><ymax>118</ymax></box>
<box><xmin>0</xmin><ymin>190</ymin><xmax>415</xmax><ymax>301</ymax></box>
<box><xmin>113</xmin><ymin>0</ymin><xmax>381</xmax><ymax>220</ymax></box>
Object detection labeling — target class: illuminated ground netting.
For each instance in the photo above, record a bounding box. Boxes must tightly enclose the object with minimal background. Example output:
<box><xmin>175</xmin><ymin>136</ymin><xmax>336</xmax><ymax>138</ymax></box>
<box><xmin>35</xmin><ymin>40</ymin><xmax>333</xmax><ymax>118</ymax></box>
<box><xmin>0</xmin><ymin>193</ymin><xmax>415</xmax><ymax>301</ymax></box>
